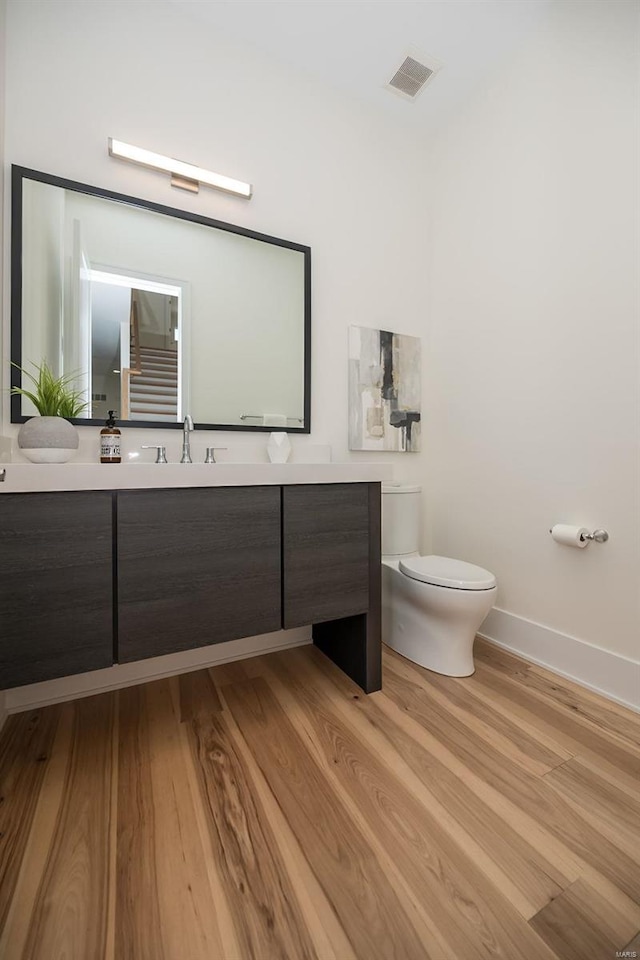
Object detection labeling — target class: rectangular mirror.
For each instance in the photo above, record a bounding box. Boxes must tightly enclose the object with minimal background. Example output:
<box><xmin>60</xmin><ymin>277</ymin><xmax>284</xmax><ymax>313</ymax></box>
<box><xmin>11</xmin><ymin>166</ymin><xmax>311</xmax><ymax>432</ymax></box>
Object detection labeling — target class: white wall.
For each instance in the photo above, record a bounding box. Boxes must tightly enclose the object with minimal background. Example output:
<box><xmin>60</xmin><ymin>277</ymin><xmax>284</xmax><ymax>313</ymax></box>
<box><xmin>0</xmin><ymin>0</ymin><xmax>6</xmax><ymax>420</ymax></box>
<box><xmin>3</xmin><ymin>0</ymin><xmax>429</xmax><ymax>488</ymax></box>
<box><xmin>427</xmin><ymin>0</ymin><xmax>640</xmax><ymax>674</ymax></box>
<box><xmin>0</xmin><ymin>0</ymin><xmax>6</xmax><ymax>731</ymax></box>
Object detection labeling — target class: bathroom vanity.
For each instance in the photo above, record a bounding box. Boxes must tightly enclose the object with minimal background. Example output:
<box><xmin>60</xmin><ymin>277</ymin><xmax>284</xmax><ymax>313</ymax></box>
<box><xmin>3</xmin><ymin>168</ymin><xmax>391</xmax><ymax>697</ymax></box>
<box><xmin>0</xmin><ymin>465</ymin><xmax>389</xmax><ymax>694</ymax></box>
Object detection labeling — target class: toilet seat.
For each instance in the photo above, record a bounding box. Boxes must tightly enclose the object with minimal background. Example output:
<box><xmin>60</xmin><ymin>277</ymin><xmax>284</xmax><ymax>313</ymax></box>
<box><xmin>398</xmin><ymin>555</ymin><xmax>496</xmax><ymax>591</ymax></box>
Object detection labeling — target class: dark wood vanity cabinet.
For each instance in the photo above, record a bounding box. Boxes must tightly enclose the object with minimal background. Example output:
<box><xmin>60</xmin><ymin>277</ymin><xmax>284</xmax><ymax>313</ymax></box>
<box><xmin>0</xmin><ymin>492</ymin><xmax>114</xmax><ymax>688</ymax></box>
<box><xmin>117</xmin><ymin>486</ymin><xmax>281</xmax><ymax>662</ymax></box>
<box><xmin>284</xmin><ymin>482</ymin><xmax>381</xmax><ymax>693</ymax></box>
<box><xmin>0</xmin><ymin>482</ymin><xmax>381</xmax><ymax>693</ymax></box>
<box><xmin>283</xmin><ymin>483</ymin><xmax>371</xmax><ymax>627</ymax></box>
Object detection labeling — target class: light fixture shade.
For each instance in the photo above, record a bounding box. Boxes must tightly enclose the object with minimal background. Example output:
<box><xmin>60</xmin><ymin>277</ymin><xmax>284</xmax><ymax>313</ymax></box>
<box><xmin>108</xmin><ymin>138</ymin><xmax>252</xmax><ymax>199</ymax></box>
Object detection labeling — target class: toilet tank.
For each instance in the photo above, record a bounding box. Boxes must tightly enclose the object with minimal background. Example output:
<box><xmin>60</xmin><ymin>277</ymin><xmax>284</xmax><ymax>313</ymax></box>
<box><xmin>382</xmin><ymin>483</ymin><xmax>422</xmax><ymax>556</ymax></box>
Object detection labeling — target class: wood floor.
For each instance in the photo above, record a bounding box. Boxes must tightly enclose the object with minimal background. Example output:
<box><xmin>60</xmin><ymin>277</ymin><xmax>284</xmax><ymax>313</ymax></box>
<box><xmin>1</xmin><ymin>638</ymin><xmax>638</xmax><ymax>960</ymax></box>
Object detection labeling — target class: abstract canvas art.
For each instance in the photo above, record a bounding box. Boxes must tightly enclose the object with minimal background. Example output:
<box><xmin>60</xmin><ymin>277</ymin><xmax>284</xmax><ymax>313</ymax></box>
<box><xmin>348</xmin><ymin>325</ymin><xmax>421</xmax><ymax>452</ymax></box>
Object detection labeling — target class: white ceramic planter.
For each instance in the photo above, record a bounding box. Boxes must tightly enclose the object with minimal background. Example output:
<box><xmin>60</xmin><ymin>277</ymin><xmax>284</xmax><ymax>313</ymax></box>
<box><xmin>18</xmin><ymin>416</ymin><xmax>79</xmax><ymax>463</ymax></box>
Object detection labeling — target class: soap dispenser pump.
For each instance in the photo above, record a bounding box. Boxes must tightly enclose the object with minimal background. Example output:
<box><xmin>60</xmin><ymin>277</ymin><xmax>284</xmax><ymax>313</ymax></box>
<box><xmin>100</xmin><ymin>411</ymin><xmax>121</xmax><ymax>464</ymax></box>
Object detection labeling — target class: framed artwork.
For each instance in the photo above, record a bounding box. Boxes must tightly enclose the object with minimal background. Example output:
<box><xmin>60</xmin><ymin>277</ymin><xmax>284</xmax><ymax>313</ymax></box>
<box><xmin>348</xmin><ymin>325</ymin><xmax>421</xmax><ymax>452</ymax></box>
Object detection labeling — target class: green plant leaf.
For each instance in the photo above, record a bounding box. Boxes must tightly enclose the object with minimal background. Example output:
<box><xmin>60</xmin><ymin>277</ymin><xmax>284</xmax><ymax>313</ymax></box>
<box><xmin>10</xmin><ymin>360</ymin><xmax>90</xmax><ymax>418</ymax></box>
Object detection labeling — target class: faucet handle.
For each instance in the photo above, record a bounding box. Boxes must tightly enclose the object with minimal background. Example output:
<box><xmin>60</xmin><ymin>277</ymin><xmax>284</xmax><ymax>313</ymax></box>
<box><xmin>205</xmin><ymin>446</ymin><xmax>227</xmax><ymax>463</ymax></box>
<box><xmin>142</xmin><ymin>444</ymin><xmax>168</xmax><ymax>464</ymax></box>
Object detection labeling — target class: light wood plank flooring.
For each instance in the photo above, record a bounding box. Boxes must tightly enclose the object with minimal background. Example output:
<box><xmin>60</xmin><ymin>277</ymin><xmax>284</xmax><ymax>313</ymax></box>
<box><xmin>1</xmin><ymin>638</ymin><xmax>638</xmax><ymax>959</ymax></box>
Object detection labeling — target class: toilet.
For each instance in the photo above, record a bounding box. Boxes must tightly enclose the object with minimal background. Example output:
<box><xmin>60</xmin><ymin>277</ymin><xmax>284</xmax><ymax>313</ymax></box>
<box><xmin>382</xmin><ymin>483</ymin><xmax>497</xmax><ymax>677</ymax></box>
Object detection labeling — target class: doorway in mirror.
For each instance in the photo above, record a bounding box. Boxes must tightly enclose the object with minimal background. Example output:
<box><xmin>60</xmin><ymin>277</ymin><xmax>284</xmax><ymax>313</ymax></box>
<box><xmin>88</xmin><ymin>269</ymin><xmax>186</xmax><ymax>422</ymax></box>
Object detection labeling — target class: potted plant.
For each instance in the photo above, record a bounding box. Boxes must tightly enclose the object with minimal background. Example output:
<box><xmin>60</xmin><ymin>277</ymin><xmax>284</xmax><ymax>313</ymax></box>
<box><xmin>11</xmin><ymin>360</ymin><xmax>89</xmax><ymax>463</ymax></box>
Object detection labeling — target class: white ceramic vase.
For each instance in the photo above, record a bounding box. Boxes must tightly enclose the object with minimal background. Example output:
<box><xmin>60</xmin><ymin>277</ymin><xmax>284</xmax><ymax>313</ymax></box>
<box><xmin>267</xmin><ymin>431</ymin><xmax>291</xmax><ymax>464</ymax></box>
<box><xmin>18</xmin><ymin>416</ymin><xmax>79</xmax><ymax>463</ymax></box>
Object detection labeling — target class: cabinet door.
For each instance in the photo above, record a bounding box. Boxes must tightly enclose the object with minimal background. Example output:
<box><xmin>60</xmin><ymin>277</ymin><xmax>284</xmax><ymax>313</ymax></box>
<box><xmin>117</xmin><ymin>486</ymin><xmax>281</xmax><ymax>662</ymax></box>
<box><xmin>283</xmin><ymin>483</ymin><xmax>370</xmax><ymax>628</ymax></box>
<box><xmin>0</xmin><ymin>492</ymin><xmax>114</xmax><ymax>688</ymax></box>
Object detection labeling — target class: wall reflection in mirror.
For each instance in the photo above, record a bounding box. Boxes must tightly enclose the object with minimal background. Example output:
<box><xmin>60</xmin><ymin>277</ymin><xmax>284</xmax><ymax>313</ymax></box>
<box><xmin>12</xmin><ymin>167</ymin><xmax>311</xmax><ymax>431</ymax></box>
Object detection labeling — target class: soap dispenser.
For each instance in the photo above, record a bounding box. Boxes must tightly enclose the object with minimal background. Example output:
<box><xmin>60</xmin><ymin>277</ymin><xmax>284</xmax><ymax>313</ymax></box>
<box><xmin>100</xmin><ymin>411</ymin><xmax>121</xmax><ymax>463</ymax></box>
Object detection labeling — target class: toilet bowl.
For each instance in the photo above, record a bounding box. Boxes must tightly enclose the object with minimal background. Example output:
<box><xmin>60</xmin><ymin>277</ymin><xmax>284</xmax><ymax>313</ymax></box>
<box><xmin>382</xmin><ymin>485</ymin><xmax>496</xmax><ymax>677</ymax></box>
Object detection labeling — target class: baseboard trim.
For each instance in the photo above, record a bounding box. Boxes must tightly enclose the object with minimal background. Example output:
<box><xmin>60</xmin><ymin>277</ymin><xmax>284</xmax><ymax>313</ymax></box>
<box><xmin>4</xmin><ymin>627</ymin><xmax>312</xmax><ymax>714</ymax></box>
<box><xmin>0</xmin><ymin>692</ymin><xmax>7</xmax><ymax>733</ymax></box>
<box><xmin>478</xmin><ymin>607</ymin><xmax>640</xmax><ymax>712</ymax></box>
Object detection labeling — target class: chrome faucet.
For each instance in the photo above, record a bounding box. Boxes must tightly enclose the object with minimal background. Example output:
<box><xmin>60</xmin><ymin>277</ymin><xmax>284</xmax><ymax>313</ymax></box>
<box><xmin>180</xmin><ymin>414</ymin><xmax>194</xmax><ymax>463</ymax></box>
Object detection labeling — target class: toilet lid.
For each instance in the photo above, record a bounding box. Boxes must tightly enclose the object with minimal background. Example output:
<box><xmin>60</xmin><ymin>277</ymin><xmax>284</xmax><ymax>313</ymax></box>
<box><xmin>399</xmin><ymin>555</ymin><xmax>496</xmax><ymax>591</ymax></box>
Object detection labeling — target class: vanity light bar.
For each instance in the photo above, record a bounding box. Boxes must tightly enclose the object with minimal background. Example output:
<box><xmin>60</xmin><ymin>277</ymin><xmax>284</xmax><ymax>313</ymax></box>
<box><xmin>108</xmin><ymin>138</ymin><xmax>253</xmax><ymax>199</ymax></box>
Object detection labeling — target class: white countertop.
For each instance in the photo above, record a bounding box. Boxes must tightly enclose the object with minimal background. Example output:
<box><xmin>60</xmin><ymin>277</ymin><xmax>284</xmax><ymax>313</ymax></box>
<box><xmin>0</xmin><ymin>461</ymin><xmax>393</xmax><ymax>493</ymax></box>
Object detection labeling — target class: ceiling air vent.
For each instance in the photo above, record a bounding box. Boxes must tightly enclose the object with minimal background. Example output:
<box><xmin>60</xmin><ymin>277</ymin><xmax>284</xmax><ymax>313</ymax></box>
<box><xmin>387</xmin><ymin>53</ymin><xmax>440</xmax><ymax>100</ymax></box>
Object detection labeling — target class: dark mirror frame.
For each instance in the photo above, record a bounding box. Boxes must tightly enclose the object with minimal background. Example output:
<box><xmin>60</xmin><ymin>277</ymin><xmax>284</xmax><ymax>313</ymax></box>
<box><xmin>11</xmin><ymin>165</ymin><xmax>312</xmax><ymax>433</ymax></box>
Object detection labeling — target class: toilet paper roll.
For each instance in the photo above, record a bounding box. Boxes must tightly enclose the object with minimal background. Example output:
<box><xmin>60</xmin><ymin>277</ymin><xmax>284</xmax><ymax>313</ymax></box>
<box><xmin>550</xmin><ymin>524</ymin><xmax>590</xmax><ymax>548</ymax></box>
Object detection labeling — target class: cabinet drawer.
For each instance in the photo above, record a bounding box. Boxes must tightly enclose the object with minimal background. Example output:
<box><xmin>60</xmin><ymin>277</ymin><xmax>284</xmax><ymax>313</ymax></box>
<box><xmin>117</xmin><ymin>486</ymin><xmax>281</xmax><ymax>662</ymax></box>
<box><xmin>0</xmin><ymin>492</ymin><xmax>114</xmax><ymax>688</ymax></box>
<box><xmin>283</xmin><ymin>483</ymin><xmax>370</xmax><ymax>628</ymax></box>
